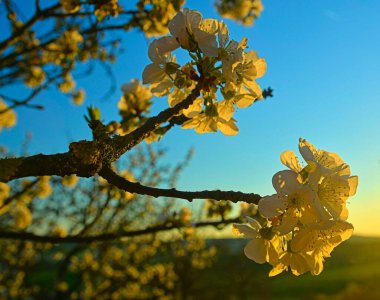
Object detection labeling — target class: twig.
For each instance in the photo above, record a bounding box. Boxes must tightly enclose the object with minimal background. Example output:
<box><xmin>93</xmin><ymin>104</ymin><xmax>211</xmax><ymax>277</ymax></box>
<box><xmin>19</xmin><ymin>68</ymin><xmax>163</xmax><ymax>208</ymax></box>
<box><xmin>99</xmin><ymin>167</ymin><xmax>261</xmax><ymax>204</ymax></box>
<box><xmin>0</xmin><ymin>218</ymin><xmax>241</xmax><ymax>243</ymax></box>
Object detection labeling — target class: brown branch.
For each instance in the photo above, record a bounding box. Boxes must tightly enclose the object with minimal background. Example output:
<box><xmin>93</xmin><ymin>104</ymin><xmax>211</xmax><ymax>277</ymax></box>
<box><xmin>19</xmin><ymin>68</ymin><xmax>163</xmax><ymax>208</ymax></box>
<box><xmin>0</xmin><ymin>218</ymin><xmax>240</xmax><ymax>243</ymax></box>
<box><xmin>0</xmin><ymin>153</ymin><xmax>76</xmax><ymax>182</ymax></box>
<box><xmin>99</xmin><ymin>167</ymin><xmax>261</xmax><ymax>204</ymax></box>
<box><xmin>0</xmin><ymin>84</ymin><xmax>203</xmax><ymax>182</ymax></box>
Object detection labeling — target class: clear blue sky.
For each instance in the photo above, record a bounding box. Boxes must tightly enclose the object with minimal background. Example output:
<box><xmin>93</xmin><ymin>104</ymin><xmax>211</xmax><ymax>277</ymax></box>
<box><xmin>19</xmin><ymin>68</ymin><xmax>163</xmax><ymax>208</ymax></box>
<box><xmin>1</xmin><ymin>0</ymin><xmax>380</xmax><ymax>235</ymax></box>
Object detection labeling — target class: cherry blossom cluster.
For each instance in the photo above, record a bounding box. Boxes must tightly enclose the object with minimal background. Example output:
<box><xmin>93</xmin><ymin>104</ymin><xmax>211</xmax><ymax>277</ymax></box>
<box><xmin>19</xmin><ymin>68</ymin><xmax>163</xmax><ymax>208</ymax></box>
<box><xmin>142</xmin><ymin>8</ymin><xmax>266</xmax><ymax>135</ymax></box>
<box><xmin>234</xmin><ymin>139</ymin><xmax>358</xmax><ymax>276</ymax></box>
<box><xmin>216</xmin><ymin>0</ymin><xmax>264</xmax><ymax>26</ymax></box>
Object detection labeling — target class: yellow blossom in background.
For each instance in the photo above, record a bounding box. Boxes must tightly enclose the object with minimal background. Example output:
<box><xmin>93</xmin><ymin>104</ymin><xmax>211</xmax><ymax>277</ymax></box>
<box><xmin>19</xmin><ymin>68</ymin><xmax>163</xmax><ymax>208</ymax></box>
<box><xmin>94</xmin><ymin>0</ymin><xmax>121</xmax><ymax>21</ymax></box>
<box><xmin>11</xmin><ymin>205</ymin><xmax>32</xmax><ymax>229</ymax></box>
<box><xmin>216</xmin><ymin>0</ymin><xmax>264</xmax><ymax>25</ymax></box>
<box><xmin>240</xmin><ymin>202</ymin><xmax>258</xmax><ymax>217</ymax></box>
<box><xmin>44</xmin><ymin>30</ymin><xmax>83</xmax><ymax>64</ymax></box>
<box><xmin>60</xmin><ymin>0</ymin><xmax>80</xmax><ymax>13</ymax></box>
<box><xmin>71</xmin><ymin>89</ymin><xmax>85</xmax><ymax>105</ymax></box>
<box><xmin>179</xmin><ymin>207</ymin><xmax>192</xmax><ymax>224</ymax></box>
<box><xmin>53</xmin><ymin>251</ymin><xmax>65</xmax><ymax>261</ymax></box>
<box><xmin>205</xmin><ymin>199</ymin><xmax>233</xmax><ymax>218</ymax></box>
<box><xmin>0</xmin><ymin>99</ymin><xmax>17</xmax><ymax>132</ymax></box>
<box><xmin>137</xmin><ymin>0</ymin><xmax>184</xmax><ymax>37</ymax></box>
<box><xmin>0</xmin><ymin>182</ymin><xmax>10</xmax><ymax>203</ymax></box>
<box><xmin>56</xmin><ymin>281</ymin><xmax>69</xmax><ymax>292</ymax></box>
<box><xmin>35</xmin><ymin>176</ymin><xmax>52</xmax><ymax>198</ymax></box>
<box><xmin>0</xmin><ymin>183</ymin><xmax>11</xmax><ymax>216</ymax></box>
<box><xmin>61</xmin><ymin>174</ymin><xmax>79</xmax><ymax>187</ymax></box>
<box><xmin>58</xmin><ymin>74</ymin><xmax>76</xmax><ymax>93</ymax></box>
<box><xmin>118</xmin><ymin>79</ymin><xmax>152</xmax><ymax>117</ymax></box>
<box><xmin>24</xmin><ymin>66</ymin><xmax>45</xmax><ymax>88</ymax></box>
<box><xmin>52</xmin><ymin>226</ymin><xmax>68</xmax><ymax>237</ymax></box>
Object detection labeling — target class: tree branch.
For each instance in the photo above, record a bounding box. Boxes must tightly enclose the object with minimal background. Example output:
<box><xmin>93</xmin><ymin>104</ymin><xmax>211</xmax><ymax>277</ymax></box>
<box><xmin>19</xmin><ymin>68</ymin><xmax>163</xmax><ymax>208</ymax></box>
<box><xmin>99</xmin><ymin>167</ymin><xmax>261</xmax><ymax>204</ymax></box>
<box><xmin>0</xmin><ymin>153</ymin><xmax>76</xmax><ymax>182</ymax></box>
<box><xmin>0</xmin><ymin>218</ymin><xmax>240</xmax><ymax>243</ymax></box>
<box><xmin>0</xmin><ymin>84</ymin><xmax>203</xmax><ymax>182</ymax></box>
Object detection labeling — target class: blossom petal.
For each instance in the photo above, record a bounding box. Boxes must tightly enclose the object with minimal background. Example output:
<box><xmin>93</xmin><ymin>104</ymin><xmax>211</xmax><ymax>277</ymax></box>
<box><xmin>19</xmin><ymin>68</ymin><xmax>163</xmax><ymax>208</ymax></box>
<box><xmin>168</xmin><ymin>10</ymin><xmax>202</xmax><ymax>49</ymax></box>
<box><xmin>244</xmin><ymin>238</ymin><xmax>267</xmax><ymax>264</ymax></box>
<box><xmin>218</xmin><ymin>118</ymin><xmax>239</xmax><ymax>136</ymax></box>
<box><xmin>218</xmin><ymin>21</ymin><xmax>229</xmax><ymax>48</ymax></box>
<box><xmin>258</xmin><ymin>194</ymin><xmax>287</xmax><ymax>218</ymax></box>
<box><xmin>232</xmin><ymin>224</ymin><xmax>257</xmax><ymax>239</ymax></box>
<box><xmin>254</xmin><ymin>58</ymin><xmax>267</xmax><ymax>78</ymax></box>
<box><xmin>298</xmin><ymin>138</ymin><xmax>317</xmax><ymax>162</ymax></box>
<box><xmin>217</xmin><ymin>100</ymin><xmax>235</xmax><ymax>121</ymax></box>
<box><xmin>150</xmin><ymin>78</ymin><xmax>172</xmax><ymax>96</ymax></box>
<box><xmin>348</xmin><ymin>176</ymin><xmax>358</xmax><ymax>196</ymax></box>
<box><xmin>234</xmin><ymin>93</ymin><xmax>256</xmax><ymax>108</ymax></box>
<box><xmin>280</xmin><ymin>150</ymin><xmax>302</xmax><ymax>173</ymax></box>
<box><xmin>272</xmin><ymin>170</ymin><xmax>301</xmax><ymax>194</ymax></box>
<box><xmin>291</xmin><ymin>228</ymin><xmax>313</xmax><ymax>252</ymax></box>
<box><xmin>142</xmin><ymin>63</ymin><xmax>165</xmax><ymax>84</ymax></box>
<box><xmin>148</xmin><ymin>36</ymin><xmax>179</xmax><ymax>62</ymax></box>
<box><xmin>182</xmin><ymin>117</ymin><xmax>199</xmax><ymax>130</ymax></box>
<box><xmin>310</xmin><ymin>255</ymin><xmax>324</xmax><ymax>276</ymax></box>
<box><xmin>269</xmin><ymin>263</ymin><xmax>287</xmax><ymax>277</ymax></box>
<box><xmin>183</xmin><ymin>97</ymin><xmax>203</xmax><ymax>118</ymax></box>
<box><xmin>246</xmin><ymin>217</ymin><xmax>262</xmax><ymax>231</ymax></box>
<box><xmin>244</xmin><ymin>80</ymin><xmax>262</xmax><ymax>99</ymax></box>
<box><xmin>193</xmin><ymin>28</ymin><xmax>218</xmax><ymax>57</ymax></box>
<box><xmin>318</xmin><ymin>176</ymin><xmax>350</xmax><ymax>219</ymax></box>
<box><xmin>194</xmin><ymin>116</ymin><xmax>218</xmax><ymax>134</ymax></box>
<box><xmin>289</xmin><ymin>253</ymin><xmax>310</xmax><ymax>276</ymax></box>
<box><xmin>168</xmin><ymin>88</ymin><xmax>186</xmax><ymax>107</ymax></box>
<box><xmin>200</xmin><ymin>18</ymin><xmax>219</xmax><ymax>34</ymax></box>
<box><xmin>275</xmin><ymin>208</ymin><xmax>298</xmax><ymax>234</ymax></box>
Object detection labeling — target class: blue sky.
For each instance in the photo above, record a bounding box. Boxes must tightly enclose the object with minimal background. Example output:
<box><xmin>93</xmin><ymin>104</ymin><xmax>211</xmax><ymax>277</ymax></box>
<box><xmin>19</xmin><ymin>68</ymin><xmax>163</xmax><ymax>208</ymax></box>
<box><xmin>1</xmin><ymin>0</ymin><xmax>380</xmax><ymax>235</ymax></box>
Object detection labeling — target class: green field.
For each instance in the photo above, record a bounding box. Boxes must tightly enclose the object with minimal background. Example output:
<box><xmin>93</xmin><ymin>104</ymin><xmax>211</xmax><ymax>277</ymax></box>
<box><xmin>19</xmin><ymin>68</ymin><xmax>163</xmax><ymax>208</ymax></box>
<box><xmin>183</xmin><ymin>236</ymin><xmax>380</xmax><ymax>300</ymax></box>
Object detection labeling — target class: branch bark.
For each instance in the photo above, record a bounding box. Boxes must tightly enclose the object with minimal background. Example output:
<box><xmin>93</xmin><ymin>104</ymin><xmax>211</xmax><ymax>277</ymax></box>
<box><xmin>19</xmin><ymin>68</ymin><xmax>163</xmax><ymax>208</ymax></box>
<box><xmin>0</xmin><ymin>84</ymin><xmax>202</xmax><ymax>182</ymax></box>
<box><xmin>0</xmin><ymin>218</ymin><xmax>240</xmax><ymax>243</ymax></box>
<box><xmin>99</xmin><ymin>167</ymin><xmax>261</xmax><ymax>204</ymax></box>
